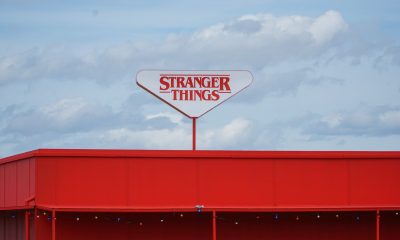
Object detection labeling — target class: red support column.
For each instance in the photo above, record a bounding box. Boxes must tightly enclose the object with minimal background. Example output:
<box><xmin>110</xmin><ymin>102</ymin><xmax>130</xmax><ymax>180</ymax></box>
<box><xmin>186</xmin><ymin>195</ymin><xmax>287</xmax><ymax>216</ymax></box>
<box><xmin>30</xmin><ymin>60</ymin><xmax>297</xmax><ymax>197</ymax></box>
<box><xmin>25</xmin><ymin>211</ymin><xmax>30</xmax><ymax>240</ymax></box>
<box><xmin>34</xmin><ymin>209</ymin><xmax>38</xmax><ymax>240</ymax></box>
<box><xmin>192</xmin><ymin>118</ymin><xmax>197</xmax><ymax>151</ymax></box>
<box><xmin>376</xmin><ymin>210</ymin><xmax>380</xmax><ymax>240</ymax></box>
<box><xmin>212</xmin><ymin>211</ymin><xmax>217</xmax><ymax>240</ymax></box>
<box><xmin>52</xmin><ymin>210</ymin><xmax>56</xmax><ymax>240</ymax></box>
<box><xmin>3</xmin><ymin>212</ymin><xmax>5</xmax><ymax>240</ymax></box>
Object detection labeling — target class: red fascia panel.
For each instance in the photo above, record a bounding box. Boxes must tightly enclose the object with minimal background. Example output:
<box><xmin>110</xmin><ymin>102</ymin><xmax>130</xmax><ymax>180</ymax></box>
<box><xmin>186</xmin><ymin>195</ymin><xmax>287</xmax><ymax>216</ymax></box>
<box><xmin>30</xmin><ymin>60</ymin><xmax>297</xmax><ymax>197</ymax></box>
<box><xmin>32</xmin><ymin>152</ymin><xmax>400</xmax><ymax>211</ymax></box>
<box><xmin>2</xmin><ymin>149</ymin><xmax>400</xmax><ymax>212</ymax></box>
<box><xmin>0</xmin><ymin>150</ymin><xmax>39</xmax><ymax>165</ymax></box>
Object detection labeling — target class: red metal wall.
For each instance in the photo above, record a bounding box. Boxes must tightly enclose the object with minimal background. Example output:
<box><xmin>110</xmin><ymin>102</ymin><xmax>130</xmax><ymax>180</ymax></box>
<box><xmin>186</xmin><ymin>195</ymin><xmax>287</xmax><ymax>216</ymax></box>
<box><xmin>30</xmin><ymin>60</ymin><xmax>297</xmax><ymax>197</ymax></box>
<box><xmin>0</xmin><ymin>158</ymin><xmax>35</xmax><ymax>209</ymax></box>
<box><xmin>34</xmin><ymin>153</ymin><xmax>400</xmax><ymax>210</ymax></box>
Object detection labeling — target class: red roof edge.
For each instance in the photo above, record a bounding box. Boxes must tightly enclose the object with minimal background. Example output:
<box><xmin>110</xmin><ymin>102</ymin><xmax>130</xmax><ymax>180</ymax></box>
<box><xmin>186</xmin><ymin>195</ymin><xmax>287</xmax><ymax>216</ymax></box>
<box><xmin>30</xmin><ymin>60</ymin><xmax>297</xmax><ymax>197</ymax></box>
<box><xmin>1</xmin><ymin>149</ymin><xmax>400</xmax><ymax>164</ymax></box>
<box><xmin>0</xmin><ymin>149</ymin><xmax>40</xmax><ymax>165</ymax></box>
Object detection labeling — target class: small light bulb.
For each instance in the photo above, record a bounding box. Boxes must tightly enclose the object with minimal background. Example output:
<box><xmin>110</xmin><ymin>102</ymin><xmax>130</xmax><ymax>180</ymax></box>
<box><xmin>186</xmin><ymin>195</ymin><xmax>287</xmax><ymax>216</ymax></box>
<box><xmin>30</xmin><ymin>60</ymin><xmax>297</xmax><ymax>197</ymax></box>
<box><xmin>139</xmin><ymin>222</ymin><xmax>143</xmax><ymax>226</ymax></box>
<box><xmin>234</xmin><ymin>221</ymin><xmax>239</xmax><ymax>225</ymax></box>
<box><xmin>160</xmin><ymin>219</ymin><xmax>164</xmax><ymax>223</ymax></box>
<box><xmin>256</xmin><ymin>216</ymin><xmax>260</xmax><ymax>219</ymax></box>
<box><xmin>317</xmin><ymin>214</ymin><xmax>320</xmax><ymax>219</ymax></box>
<box><xmin>94</xmin><ymin>216</ymin><xmax>98</xmax><ymax>220</ymax></box>
<box><xmin>396</xmin><ymin>212</ymin><xmax>399</xmax><ymax>216</ymax></box>
<box><xmin>76</xmin><ymin>217</ymin><xmax>80</xmax><ymax>221</ymax></box>
<box><xmin>296</xmin><ymin>216</ymin><xmax>299</xmax><ymax>221</ymax></box>
<box><xmin>43</xmin><ymin>212</ymin><xmax>47</xmax><ymax>216</ymax></box>
<box><xmin>336</xmin><ymin>214</ymin><xmax>339</xmax><ymax>218</ymax></box>
<box><xmin>180</xmin><ymin>213</ymin><xmax>184</xmax><ymax>218</ymax></box>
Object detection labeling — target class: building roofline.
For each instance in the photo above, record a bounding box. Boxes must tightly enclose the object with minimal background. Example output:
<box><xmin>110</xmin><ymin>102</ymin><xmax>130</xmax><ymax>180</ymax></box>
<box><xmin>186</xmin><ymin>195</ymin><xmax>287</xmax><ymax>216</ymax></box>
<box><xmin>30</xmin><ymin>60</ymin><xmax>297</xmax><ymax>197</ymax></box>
<box><xmin>1</xmin><ymin>148</ymin><xmax>400</xmax><ymax>165</ymax></box>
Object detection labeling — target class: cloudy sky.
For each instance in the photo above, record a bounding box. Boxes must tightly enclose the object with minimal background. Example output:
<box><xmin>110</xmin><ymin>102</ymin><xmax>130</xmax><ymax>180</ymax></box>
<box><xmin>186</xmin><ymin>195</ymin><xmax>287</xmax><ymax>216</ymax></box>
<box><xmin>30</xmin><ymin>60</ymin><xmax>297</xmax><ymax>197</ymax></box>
<box><xmin>1</xmin><ymin>0</ymin><xmax>400</xmax><ymax>157</ymax></box>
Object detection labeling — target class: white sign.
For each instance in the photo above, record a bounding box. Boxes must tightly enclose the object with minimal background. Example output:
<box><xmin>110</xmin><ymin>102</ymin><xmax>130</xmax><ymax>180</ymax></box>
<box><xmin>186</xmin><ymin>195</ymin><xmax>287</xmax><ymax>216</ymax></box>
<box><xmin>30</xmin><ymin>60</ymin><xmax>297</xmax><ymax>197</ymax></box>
<box><xmin>136</xmin><ymin>70</ymin><xmax>253</xmax><ymax>118</ymax></box>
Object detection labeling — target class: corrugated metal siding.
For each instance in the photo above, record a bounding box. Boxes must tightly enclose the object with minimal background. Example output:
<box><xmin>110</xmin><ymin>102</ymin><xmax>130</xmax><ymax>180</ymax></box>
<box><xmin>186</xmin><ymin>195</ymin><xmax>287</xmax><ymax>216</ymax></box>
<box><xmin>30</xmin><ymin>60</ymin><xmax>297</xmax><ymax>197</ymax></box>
<box><xmin>0</xmin><ymin>158</ymin><xmax>35</xmax><ymax>209</ymax></box>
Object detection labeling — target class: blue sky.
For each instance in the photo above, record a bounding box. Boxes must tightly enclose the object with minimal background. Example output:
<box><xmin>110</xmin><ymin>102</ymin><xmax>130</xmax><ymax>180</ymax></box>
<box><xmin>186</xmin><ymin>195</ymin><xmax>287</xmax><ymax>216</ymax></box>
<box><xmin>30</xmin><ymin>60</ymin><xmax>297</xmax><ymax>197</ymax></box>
<box><xmin>1</xmin><ymin>0</ymin><xmax>400</xmax><ymax>157</ymax></box>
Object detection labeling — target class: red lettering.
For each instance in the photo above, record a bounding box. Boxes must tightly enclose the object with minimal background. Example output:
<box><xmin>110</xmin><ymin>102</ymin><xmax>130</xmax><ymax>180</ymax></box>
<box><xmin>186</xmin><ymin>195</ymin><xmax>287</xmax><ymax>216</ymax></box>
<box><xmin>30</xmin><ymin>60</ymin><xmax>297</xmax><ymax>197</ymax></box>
<box><xmin>176</xmin><ymin>77</ymin><xmax>185</xmax><ymax>88</ymax></box>
<box><xmin>186</xmin><ymin>77</ymin><xmax>194</xmax><ymax>88</ymax></box>
<box><xmin>171</xmin><ymin>90</ymin><xmax>179</xmax><ymax>100</ymax></box>
<box><xmin>202</xmin><ymin>77</ymin><xmax>211</xmax><ymax>88</ymax></box>
<box><xmin>211</xmin><ymin>77</ymin><xmax>219</xmax><ymax>88</ymax></box>
<box><xmin>211</xmin><ymin>90</ymin><xmax>220</xmax><ymax>101</ymax></box>
<box><xmin>201</xmin><ymin>90</ymin><xmax>210</xmax><ymax>100</ymax></box>
<box><xmin>160</xmin><ymin>75</ymin><xmax>231</xmax><ymax>101</ymax></box>
<box><xmin>160</xmin><ymin>76</ymin><xmax>170</xmax><ymax>90</ymax></box>
<box><xmin>219</xmin><ymin>77</ymin><xmax>230</xmax><ymax>91</ymax></box>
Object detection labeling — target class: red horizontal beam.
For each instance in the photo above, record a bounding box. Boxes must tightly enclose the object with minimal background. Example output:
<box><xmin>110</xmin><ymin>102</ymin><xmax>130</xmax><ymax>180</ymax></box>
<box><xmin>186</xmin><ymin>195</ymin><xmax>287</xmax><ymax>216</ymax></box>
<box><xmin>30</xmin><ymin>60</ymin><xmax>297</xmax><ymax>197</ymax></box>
<box><xmin>0</xmin><ymin>206</ymin><xmax>34</xmax><ymax>211</ymax></box>
<box><xmin>2</xmin><ymin>149</ymin><xmax>400</xmax><ymax>165</ymax></box>
<box><xmin>34</xmin><ymin>205</ymin><xmax>400</xmax><ymax>213</ymax></box>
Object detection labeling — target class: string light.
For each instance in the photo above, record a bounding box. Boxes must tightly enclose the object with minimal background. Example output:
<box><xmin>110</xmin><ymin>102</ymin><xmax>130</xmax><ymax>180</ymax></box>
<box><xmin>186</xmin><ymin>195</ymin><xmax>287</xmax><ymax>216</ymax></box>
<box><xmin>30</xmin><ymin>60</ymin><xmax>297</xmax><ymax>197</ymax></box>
<box><xmin>396</xmin><ymin>212</ymin><xmax>399</xmax><ymax>216</ymax></box>
<box><xmin>30</xmin><ymin>211</ymin><xmax>369</xmax><ymax>225</ymax></box>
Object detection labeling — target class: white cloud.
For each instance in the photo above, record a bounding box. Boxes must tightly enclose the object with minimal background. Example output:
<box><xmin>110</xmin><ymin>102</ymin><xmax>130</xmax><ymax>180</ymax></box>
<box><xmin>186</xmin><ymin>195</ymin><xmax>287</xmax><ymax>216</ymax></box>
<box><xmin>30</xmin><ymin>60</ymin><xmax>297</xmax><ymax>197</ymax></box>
<box><xmin>1</xmin><ymin>9</ymin><xmax>399</xmax><ymax>157</ymax></box>
<box><xmin>321</xmin><ymin>114</ymin><xmax>343</xmax><ymax>128</ymax></box>
<box><xmin>309</xmin><ymin>10</ymin><xmax>348</xmax><ymax>44</ymax></box>
<box><xmin>202</xmin><ymin>118</ymin><xmax>253</xmax><ymax>149</ymax></box>
<box><xmin>3</xmin><ymin>98</ymin><xmax>113</xmax><ymax>135</ymax></box>
<box><xmin>196</xmin><ymin>10</ymin><xmax>348</xmax><ymax>45</ymax></box>
<box><xmin>100</xmin><ymin>127</ymin><xmax>191</xmax><ymax>149</ymax></box>
<box><xmin>0</xmin><ymin>11</ymin><xmax>351</xmax><ymax>86</ymax></box>
<box><xmin>97</xmin><ymin>118</ymin><xmax>253</xmax><ymax>150</ymax></box>
<box><xmin>303</xmin><ymin>105</ymin><xmax>400</xmax><ymax>136</ymax></box>
<box><xmin>40</xmin><ymin>98</ymin><xmax>88</xmax><ymax>124</ymax></box>
<box><xmin>379</xmin><ymin>111</ymin><xmax>400</xmax><ymax>128</ymax></box>
<box><xmin>145</xmin><ymin>112</ymin><xmax>184</xmax><ymax>125</ymax></box>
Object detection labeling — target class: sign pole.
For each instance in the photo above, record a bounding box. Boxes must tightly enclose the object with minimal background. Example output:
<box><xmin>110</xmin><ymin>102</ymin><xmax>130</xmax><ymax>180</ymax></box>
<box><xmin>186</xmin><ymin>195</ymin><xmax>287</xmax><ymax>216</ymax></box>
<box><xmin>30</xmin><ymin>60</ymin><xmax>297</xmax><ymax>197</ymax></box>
<box><xmin>192</xmin><ymin>117</ymin><xmax>196</xmax><ymax>150</ymax></box>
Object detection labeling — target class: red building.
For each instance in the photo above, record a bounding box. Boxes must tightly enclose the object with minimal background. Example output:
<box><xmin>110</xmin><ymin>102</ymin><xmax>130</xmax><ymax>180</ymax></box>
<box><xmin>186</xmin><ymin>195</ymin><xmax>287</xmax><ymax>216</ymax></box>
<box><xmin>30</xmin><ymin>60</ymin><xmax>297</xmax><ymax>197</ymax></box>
<box><xmin>1</xmin><ymin>149</ymin><xmax>400</xmax><ymax>240</ymax></box>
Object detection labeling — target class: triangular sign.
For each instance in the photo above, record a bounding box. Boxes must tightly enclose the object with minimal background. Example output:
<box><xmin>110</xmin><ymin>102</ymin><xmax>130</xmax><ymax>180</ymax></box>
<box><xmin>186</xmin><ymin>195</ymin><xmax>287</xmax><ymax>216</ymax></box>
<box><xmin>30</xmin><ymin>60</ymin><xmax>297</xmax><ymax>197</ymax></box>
<box><xmin>136</xmin><ymin>70</ymin><xmax>253</xmax><ymax>118</ymax></box>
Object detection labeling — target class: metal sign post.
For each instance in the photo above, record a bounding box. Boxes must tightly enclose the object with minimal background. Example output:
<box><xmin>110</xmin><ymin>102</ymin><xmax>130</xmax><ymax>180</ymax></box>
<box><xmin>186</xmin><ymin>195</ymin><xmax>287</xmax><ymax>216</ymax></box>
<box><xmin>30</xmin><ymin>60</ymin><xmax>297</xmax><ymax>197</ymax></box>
<box><xmin>192</xmin><ymin>118</ymin><xmax>196</xmax><ymax>150</ymax></box>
